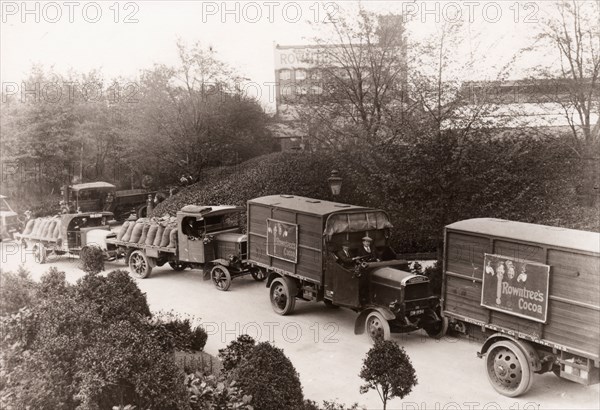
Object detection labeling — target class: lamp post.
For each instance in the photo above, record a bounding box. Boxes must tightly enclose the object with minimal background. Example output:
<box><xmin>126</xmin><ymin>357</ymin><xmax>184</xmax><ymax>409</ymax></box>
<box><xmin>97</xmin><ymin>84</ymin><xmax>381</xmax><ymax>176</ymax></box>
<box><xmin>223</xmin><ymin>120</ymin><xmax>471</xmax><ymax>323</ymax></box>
<box><xmin>327</xmin><ymin>170</ymin><xmax>343</xmax><ymax>200</ymax></box>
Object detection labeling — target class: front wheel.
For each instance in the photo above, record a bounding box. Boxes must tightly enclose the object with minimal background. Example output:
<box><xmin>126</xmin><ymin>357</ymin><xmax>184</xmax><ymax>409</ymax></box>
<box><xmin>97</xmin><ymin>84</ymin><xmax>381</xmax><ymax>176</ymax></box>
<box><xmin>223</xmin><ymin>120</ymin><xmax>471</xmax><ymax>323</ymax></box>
<box><xmin>211</xmin><ymin>265</ymin><xmax>231</xmax><ymax>291</ymax></box>
<box><xmin>270</xmin><ymin>277</ymin><xmax>297</xmax><ymax>315</ymax></box>
<box><xmin>365</xmin><ymin>311</ymin><xmax>391</xmax><ymax>342</ymax></box>
<box><xmin>129</xmin><ymin>250</ymin><xmax>152</xmax><ymax>279</ymax></box>
<box><xmin>486</xmin><ymin>340</ymin><xmax>534</xmax><ymax>397</ymax></box>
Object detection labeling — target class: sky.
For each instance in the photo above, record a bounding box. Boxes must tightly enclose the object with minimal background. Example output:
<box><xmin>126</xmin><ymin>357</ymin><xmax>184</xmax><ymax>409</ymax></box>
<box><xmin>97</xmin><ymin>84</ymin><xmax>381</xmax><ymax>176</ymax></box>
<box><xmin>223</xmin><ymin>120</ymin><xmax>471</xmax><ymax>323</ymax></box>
<box><xmin>0</xmin><ymin>1</ymin><xmax>566</xmax><ymax>111</ymax></box>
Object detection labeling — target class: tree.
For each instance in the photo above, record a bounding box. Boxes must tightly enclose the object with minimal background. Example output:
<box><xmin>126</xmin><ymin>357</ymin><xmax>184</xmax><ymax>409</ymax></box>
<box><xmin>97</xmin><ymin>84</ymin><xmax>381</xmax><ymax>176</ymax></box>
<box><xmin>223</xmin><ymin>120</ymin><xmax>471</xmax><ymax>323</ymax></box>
<box><xmin>528</xmin><ymin>0</ymin><xmax>600</xmax><ymax>206</ymax></box>
<box><xmin>359</xmin><ymin>340</ymin><xmax>417</xmax><ymax>410</ymax></box>
<box><xmin>533</xmin><ymin>0</ymin><xmax>600</xmax><ymax>150</ymax></box>
<box><xmin>296</xmin><ymin>8</ymin><xmax>408</xmax><ymax>149</ymax></box>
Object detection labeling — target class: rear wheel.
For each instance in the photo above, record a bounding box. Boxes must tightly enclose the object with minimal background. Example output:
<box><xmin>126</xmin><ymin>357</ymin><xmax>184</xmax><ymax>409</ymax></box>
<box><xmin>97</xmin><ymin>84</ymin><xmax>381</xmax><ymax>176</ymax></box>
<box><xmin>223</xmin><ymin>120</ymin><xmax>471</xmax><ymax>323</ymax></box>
<box><xmin>365</xmin><ymin>311</ymin><xmax>391</xmax><ymax>342</ymax></box>
<box><xmin>169</xmin><ymin>261</ymin><xmax>187</xmax><ymax>271</ymax></box>
<box><xmin>129</xmin><ymin>250</ymin><xmax>152</xmax><ymax>279</ymax></box>
<box><xmin>251</xmin><ymin>268</ymin><xmax>266</xmax><ymax>281</ymax></box>
<box><xmin>486</xmin><ymin>340</ymin><xmax>534</xmax><ymax>397</ymax></box>
<box><xmin>270</xmin><ymin>277</ymin><xmax>297</xmax><ymax>315</ymax></box>
<box><xmin>211</xmin><ymin>265</ymin><xmax>232</xmax><ymax>291</ymax></box>
<box><xmin>33</xmin><ymin>243</ymin><xmax>47</xmax><ymax>264</ymax></box>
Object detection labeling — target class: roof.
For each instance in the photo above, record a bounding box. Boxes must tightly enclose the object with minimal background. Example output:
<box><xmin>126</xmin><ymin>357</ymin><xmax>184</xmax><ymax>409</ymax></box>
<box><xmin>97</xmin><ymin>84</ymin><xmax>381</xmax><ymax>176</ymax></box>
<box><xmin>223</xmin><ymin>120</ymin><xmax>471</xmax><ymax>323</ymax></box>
<box><xmin>446</xmin><ymin>218</ymin><xmax>600</xmax><ymax>255</ymax></box>
<box><xmin>178</xmin><ymin>205</ymin><xmax>244</xmax><ymax>216</ymax></box>
<box><xmin>248</xmin><ymin>195</ymin><xmax>370</xmax><ymax>217</ymax></box>
<box><xmin>71</xmin><ymin>182</ymin><xmax>116</xmax><ymax>191</ymax></box>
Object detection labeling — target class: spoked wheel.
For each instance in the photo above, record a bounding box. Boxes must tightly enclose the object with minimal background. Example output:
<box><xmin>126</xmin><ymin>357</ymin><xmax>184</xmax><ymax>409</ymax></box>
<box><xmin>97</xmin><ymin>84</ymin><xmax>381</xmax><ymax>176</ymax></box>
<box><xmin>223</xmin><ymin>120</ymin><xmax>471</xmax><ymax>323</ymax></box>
<box><xmin>365</xmin><ymin>311</ymin><xmax>391</xmax><ymax>342</ymax></box>
<box><xmin>269</xmin><ymin>277</ymin><xmax>297</xmax><ymax>315</ymax></box>
<box><xmin>169</xmin><ymin>261</ymin><xmax>187</xmax><ymax>271</ymax></box>
<box><xmin>251</xmin><ymin>268</ymin><xmax>266</xmax><ymax>281</ymax></box>
<box><xmin>33</xmin><ymin>243</ymin><xmax>47</xmax><ymax>264</ymax></box>
<box><xmin>486</xmin><ymin>340</ymin><xmax>534</xmax><ymax>397</ymax></box>
<box><xmin>129</xmin><ymin>250</ymin><xmax>152</xmax><ymax>279</ymax></box>
<box><xmin>211</xmin><ymin>265</ymin><xmax>232</xmax><ymax>291</ymax></box>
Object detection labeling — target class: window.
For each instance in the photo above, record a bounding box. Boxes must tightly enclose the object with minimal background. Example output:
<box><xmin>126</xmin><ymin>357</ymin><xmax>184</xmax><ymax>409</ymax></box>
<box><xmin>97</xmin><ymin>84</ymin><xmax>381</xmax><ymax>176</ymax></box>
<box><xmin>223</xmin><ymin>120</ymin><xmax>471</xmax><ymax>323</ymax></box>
<box><xmin>310</xmin><ymin>70</ymin><xmax>321</xmax><ymax>80</ymax></box>
<box><xmin>279</xmin><ymin>69</ymin><xmax>291</xmax><ymax>80</ymax></box>
<box><xmin>295</xmin><ymin>69</ymin><xmax>306</xmax><ymax>80</ymax></box>
<box><xmin>297</xmin><ymin>86</ymin><xmax>308</xmax><ymax>95</ymax></box>
<box><xmin>281</xmin><ymin>84</ymin><xmax>294</xmax><ymax>96</ymax></box>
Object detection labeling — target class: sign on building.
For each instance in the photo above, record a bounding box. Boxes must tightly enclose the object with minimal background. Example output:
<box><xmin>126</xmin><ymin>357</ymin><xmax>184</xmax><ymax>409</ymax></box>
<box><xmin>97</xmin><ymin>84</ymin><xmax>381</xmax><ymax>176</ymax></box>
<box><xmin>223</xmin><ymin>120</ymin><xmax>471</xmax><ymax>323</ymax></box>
<box><xmin>481</xmin><ymin>253</ymin><xmax>550</xmax><ymax>323</ymax></box>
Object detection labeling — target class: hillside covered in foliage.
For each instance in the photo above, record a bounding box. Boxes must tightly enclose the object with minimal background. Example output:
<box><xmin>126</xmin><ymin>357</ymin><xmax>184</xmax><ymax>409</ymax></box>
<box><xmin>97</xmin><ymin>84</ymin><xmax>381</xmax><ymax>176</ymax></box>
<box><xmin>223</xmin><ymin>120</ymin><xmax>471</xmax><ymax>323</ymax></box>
<box><xmin>152</xmin><ymin>139</ymin><xmax>598</xmax><ymax>253</ymax></box>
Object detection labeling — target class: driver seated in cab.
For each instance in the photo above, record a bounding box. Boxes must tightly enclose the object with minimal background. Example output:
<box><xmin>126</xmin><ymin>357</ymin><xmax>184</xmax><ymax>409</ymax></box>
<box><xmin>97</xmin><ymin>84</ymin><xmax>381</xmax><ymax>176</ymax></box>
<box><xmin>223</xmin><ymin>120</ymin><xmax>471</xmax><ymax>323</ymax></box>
<box><xmin>357</xmin><ymin>235</ymin><xmax>380</xmax><ymax>262</ymax></box>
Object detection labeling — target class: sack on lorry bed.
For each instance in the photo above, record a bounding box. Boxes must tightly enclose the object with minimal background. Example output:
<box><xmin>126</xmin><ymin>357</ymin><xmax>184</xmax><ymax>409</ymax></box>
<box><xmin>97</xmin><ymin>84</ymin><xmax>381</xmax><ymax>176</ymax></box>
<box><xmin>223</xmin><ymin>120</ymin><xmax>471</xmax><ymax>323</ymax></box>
<box><xmin>138</xmin><ymin>224</ymin><xmax>150</xmax><ymax>244</ymax></box>
<box><xmin>153</xmin><ymin>224</ymin><xmax>165</xmax><ymax>247</ymax></box>
<box><xmin>145</xmin><ymin>224</ymin><xmax>159</xmax><ymax>245</ymax></box>
<box><xmin>121</xmin><ymin>222</ymin><xmax>135</xmax><ymax>242</ymax></box>
<box><xmin>168</xmin><ymin>228</ymin><xmax>177</xmax><ymax>248</ymax></box>
<box><xmin>129</xmin><ymin>223</ymin><xmax>144</xmax><ymax>243</ymax></box>
<box><xmin>116</xmin><ymin>221</ymin><xmax>130</xmax><ymax>241</ymax></box>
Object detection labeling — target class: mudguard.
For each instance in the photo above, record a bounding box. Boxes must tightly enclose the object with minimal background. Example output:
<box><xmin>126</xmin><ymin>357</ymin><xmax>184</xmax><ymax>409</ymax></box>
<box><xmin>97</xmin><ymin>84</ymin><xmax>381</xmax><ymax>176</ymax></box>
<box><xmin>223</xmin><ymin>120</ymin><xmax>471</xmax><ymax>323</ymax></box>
<box><xmin>478</xmin><ymin>333</ymin><xmax>541</xmax><ymax>372</ymax></box>
<box><xmin>354</xmin><ymin>306</ymin><xmax>396</xmax><ymax>335</ymax></box>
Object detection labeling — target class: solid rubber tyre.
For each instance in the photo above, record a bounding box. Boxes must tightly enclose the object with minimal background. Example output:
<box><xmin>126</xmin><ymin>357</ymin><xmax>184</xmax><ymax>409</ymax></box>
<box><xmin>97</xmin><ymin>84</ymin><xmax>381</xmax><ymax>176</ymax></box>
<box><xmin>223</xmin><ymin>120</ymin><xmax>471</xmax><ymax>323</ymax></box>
<box><xmin>486</xmin><ymin>340</ymin><xmax>534</xmax><ymax>397</ymax></box>
<box><xmin>128</xmin><ymin>250</ymin><xmax>152</xmax><ymax>279</ymax></box>
<box><xmin>366</xmin><ymin>311</ymin><xmax>391</xmax><ymax>342</ymax></box>
<box><xmin>212</xmin><ymin>265</ymin><xmax>232</xmax><ymax>291</ymax></box>
<box><xmin>270</xmin><ymin>277</ymin><xmax>297</xmax><ymax>315</ymax></box>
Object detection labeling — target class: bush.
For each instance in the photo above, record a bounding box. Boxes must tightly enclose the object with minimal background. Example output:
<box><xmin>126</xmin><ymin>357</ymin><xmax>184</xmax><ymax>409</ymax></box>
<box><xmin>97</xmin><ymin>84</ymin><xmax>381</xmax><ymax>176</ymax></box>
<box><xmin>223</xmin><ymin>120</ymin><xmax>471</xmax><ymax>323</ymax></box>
<box><xmin>0</xmin><ymin>268</ymin><xmax>190</xmax><ymax>410</ymax></box>
<box><xmin>186</xmin><ymin>372</ymin><xmax>252</xmax><ymax>410</ymax></box>
<box><xmin>218</xmin><ymin>334</ymin><xmax>256</xmax><ymax>373</ymax></box>
<box><xmin>233</xmin><ymin>342</ymin><xmax>304</xmax><ymax>410</ymax></box>
<box><xmin>151</xmin><ymin>311</ymin><xmax>208</xmax><ymax>353</ymax></box>
<box><xmin>0</xmin><ymin>266</ymin><xmax>35</xmax><ymax>315</ymax></box>
<box><xmin>79</xmin><ymin>245</ymin><xmax>105</xmax><ymax>274</ymax></box>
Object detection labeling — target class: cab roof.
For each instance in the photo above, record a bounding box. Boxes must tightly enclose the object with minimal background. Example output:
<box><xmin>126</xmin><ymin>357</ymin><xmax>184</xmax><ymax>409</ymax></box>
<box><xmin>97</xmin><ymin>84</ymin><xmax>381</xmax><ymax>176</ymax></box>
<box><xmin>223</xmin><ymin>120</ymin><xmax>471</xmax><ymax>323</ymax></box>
<box><xmin>446</xmin><ymin>218</ymin><xmax>600</xmax><ymax>255</ymax></box>
<box><xmin>177</xmin><ymin>205</ymin><xmax>244</xmax><ymax>216</ymax></box>
<box><xmin>248</xmin><ymin>195</ymin><xmax>370</xmax><ymax>217</ymax></box>
<box><xmin>71</xmin><ymin>182</ymin><xmax>116</xmax><ymax>191</ymax></box>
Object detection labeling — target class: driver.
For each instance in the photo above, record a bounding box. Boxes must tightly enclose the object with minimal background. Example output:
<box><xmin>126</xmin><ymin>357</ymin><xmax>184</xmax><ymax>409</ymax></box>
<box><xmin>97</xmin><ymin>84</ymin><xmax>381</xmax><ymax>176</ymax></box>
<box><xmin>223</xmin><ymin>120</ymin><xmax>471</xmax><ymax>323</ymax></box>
<box><xmin>357</xmin><ymin>235</ymin><xmax>379</xmax><ymax>261</ymax></box>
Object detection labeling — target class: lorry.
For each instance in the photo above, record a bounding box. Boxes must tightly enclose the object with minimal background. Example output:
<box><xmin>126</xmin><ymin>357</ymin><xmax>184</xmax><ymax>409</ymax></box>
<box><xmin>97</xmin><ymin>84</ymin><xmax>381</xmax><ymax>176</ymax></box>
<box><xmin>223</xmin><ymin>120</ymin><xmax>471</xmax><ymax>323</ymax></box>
<box><xmin>107</xmin><ymin>205</ymin><xmax>265</xmax><ymax>289</ymax></box>
<box><xmin>14</xmin><ymin>211</ymin><xmax>117</xmax><ymax>263</ymax></box>
<box><xmin>62</xmin><ymin>182</ymin><xmax>164</xmax><ymax>220</ymax></box>
<box><xmin>0</xmin><ymin>195</ymin><xmax>20</xmax><ymax>241</ymax></box>
<box><xmin>246</xmin><ymin>195</ymin><xmax>444</xmax><ymax>341</ymax></box>
<box><xmin>442</xmin><ymin>218</ymin><xmax>600</xmax><ymax>397</ymax></box>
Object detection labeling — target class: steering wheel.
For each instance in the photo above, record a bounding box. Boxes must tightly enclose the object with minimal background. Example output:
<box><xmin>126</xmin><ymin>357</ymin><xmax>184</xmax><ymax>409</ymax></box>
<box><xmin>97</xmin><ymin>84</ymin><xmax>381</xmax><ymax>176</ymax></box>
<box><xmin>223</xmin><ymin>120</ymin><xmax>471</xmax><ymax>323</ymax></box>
<box><xmin>354</xmin><ymin>254</ymin><xmax>376</xmax><ymax>263</ymax></box>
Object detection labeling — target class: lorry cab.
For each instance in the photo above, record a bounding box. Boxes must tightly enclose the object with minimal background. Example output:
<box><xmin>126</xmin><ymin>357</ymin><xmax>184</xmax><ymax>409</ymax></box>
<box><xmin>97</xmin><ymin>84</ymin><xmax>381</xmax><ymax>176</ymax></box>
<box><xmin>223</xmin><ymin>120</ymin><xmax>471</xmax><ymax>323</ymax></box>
<box><xmin>176</xmin><ymin>205</ymin><xmax>246</xmax><ymax>265</ymax></box>
<box><xmin>64</xmin><ymin>182</ymin><xmax>117</xmax><ymax>213</ymax></box>
<box><xmin>0</xmin><ymin>195</ymin><xmax>19</xmax><ymax>241</ymax></box>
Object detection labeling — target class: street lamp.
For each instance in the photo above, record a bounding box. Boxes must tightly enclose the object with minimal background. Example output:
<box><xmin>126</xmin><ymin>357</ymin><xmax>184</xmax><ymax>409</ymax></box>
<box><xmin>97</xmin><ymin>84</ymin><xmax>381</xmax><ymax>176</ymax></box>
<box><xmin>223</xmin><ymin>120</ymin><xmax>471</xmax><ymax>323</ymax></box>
<box><xmin>328</xmin><ymin>170</ymin><xmax>343</xmax><ymax>199</ymax></box>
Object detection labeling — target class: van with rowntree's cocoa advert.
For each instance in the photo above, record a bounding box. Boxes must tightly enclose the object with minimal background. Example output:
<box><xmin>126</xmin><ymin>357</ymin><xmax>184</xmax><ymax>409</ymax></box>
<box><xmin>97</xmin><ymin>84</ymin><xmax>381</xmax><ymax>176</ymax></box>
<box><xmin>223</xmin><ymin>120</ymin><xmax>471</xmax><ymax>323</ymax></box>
<box><xmin>441</xmin><ymin>218</ymin><xmax>599</xmax><ymax>397</ymax></box>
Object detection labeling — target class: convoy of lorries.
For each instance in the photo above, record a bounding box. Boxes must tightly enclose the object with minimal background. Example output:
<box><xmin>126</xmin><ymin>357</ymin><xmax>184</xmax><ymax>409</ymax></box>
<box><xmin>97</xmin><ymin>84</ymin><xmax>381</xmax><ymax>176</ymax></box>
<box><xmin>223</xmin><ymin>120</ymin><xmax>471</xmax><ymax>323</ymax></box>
<box><xmin>9</xmin><ymin>193</ymin><xmax>600</xmax><ymax>398</ymax></box>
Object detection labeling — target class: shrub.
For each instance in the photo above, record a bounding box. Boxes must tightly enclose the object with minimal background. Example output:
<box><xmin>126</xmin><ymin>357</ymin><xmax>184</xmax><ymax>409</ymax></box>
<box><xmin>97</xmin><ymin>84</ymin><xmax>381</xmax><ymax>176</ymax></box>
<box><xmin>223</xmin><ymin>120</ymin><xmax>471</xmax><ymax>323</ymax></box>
<box><xmin>74</xmin><ymin>269</ymin><xmax>151</xmax><ymax>322</ymax></box>
<box><xmin>79</xmin><ymin>245</ymin><xmax>105</xmax><ymax>274</ymax></box>
<box><xmin>186</xmin><ymin>372</ymin><xmax>252</xmax><ymax>410</ymax></box>
<box><xmin>359</xmin><ymin>340</ymin><xmax>417</xmax><ymax>410</ymax></box>
<box><xmin>303</xmin><ymin>400</ymin><xmax>364</xmax><ymax>410</ymax></box>
<box><xmin>218</xmin><ymin>334</ymin><xmax>256</xmax><ymax>373</ymax></box>
<box><xmin>233</xmin><ymin>342</ymin><xmax>304</xmax><ymax>410</ymax></box>
<box><xmin>0</xmin><ymin>268</ymin><xmax>190</xmax><ymax>410</ymax></box>
<box><xmin>151</xmin><ymin>311</ymin><xmax>208</xmax><ymax>353</ymax></box>
<box><xmin>0</xmin><ymin>266</ymin><xmax>35</xmax><ymax>315</ymax></box>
